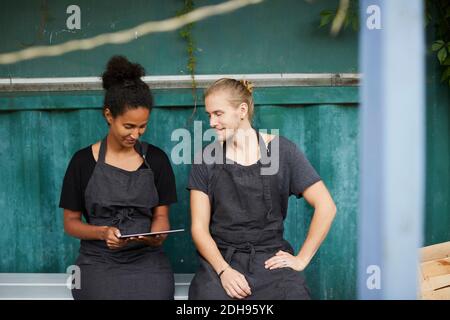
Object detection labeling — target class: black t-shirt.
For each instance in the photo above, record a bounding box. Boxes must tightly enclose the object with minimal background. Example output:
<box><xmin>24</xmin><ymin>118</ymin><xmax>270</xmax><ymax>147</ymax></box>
<box><xmin>187</xmin><ymin>136</ymin><xmax>321</xmax><ymax>218</ymax></box>
<box><xmin>59</xmin><ymin>143</ymin><xmax>177</xmax><ymax>220</ymax></box>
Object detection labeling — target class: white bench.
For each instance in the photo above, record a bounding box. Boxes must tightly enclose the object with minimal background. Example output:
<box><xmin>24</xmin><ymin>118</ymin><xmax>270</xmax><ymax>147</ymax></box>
<box><xmin>0</xmin><ymin>273</ymin><xmax>193</xmax><ymax>300</ymax></box>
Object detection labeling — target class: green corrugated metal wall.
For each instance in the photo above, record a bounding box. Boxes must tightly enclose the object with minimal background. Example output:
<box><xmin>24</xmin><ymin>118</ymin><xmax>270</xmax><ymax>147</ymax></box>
<box><xmin>0</xmin><ymin>0</ymin><xmax>448</xmax><ymax>300</ymax></box>
<box><xmin>425</xmin><ymin>32</ymin><xmax>450</xmax><ymax>246</ymax></box>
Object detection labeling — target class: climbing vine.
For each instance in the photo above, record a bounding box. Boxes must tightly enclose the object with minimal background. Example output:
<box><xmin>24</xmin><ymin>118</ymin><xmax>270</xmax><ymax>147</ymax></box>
<box><xmin>20</xmin><ymin>0</ymin><xmax>53</xmax><ymax>47</ymax></box>
<box><xmin>177</xmin><ymin>0</ymin><xmax>198</xmax><ymax>106</ymax></box>
<box><xmin>319</xmin><ymin>0</ymin><xmax>359</xmax><ymax>33</ymax></box>
<box><xmin>319</xmin><ymin>0</ymin><xmax>450</xmax><ymax>88</ymax></box>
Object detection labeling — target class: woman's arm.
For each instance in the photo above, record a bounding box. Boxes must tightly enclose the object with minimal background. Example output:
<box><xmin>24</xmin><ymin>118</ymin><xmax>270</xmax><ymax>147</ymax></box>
<box><xmin>136</xmin><ymin>205</ymin><xmax>171</xmax><ymax>246</ymax></box>
<box><xmin>150</xmin><ymin>205</ymin><xmax>170</xmax><ymax>232</ymax></box>
<box><xmin>63</xmin><ymin>209</ymin><xmax>127</xmax><ymax>249</ymax></box>
<box><xmin>265</xmin><ymin>181</ymin><xmax>337</xmax><ymax>271</ymax></box>
<box><xmin>191</xmin><ymin>190</ymin><xmax>252</xmax><ymax>299</ymax></box>
<box><xmin>125</xmin><ymin>205</ymin><xmax>172</xmax><ymax>247</ymax></box>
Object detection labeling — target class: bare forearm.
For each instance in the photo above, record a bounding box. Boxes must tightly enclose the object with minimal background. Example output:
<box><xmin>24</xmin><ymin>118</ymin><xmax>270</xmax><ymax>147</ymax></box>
<box><xmin>151</xmin><ymin>206</ymin><xmax>170</xmax><ymax>232</ymax></box>
<box><xmin>192</xmin><ymin>227</ymin><xmax>229</xmax><ymax>274</ymax></box>
<box><xmin>297</xmin><ymin>204</ymin><xmax>336</xmax><ymax>264</ymax></box>
<box><xmin>64</xmin><ymin>219</ymin><xmax>107</xmax><ymax>240</ymax></box>
<box><xmin>150</xmin><ymin>214</ymin><xmax>170</xmax><ymax>232</ymax></box>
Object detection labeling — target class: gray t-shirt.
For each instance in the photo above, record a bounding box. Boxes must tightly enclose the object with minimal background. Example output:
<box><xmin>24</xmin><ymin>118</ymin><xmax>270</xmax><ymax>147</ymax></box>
<box><xmin>187</xmin><ymin>136</ymin><xmax>321</xmax><ymax>218</ymax></box>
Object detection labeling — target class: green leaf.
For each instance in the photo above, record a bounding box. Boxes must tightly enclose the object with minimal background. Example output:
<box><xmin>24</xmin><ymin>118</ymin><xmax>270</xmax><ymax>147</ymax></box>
<box><xmin>441</xmin><ymin>67</ymin><xmax>450</xmax><ymax>82</ymax></box>
<box><xmin>431</xmin><ymin>40</ymin><xmax>445</xmax><ymax>51</ymax></box>
<box><xmin>320</xmin><ymin>10</ymin><xmax>334</xmax><ymax>17</ymax></box>
<box><xmin>320</xmin><ymin>15</ymin><xmax>334</xmax><ymax>27</ymax></box>
<box><xmin>438</xmin><ymin>47</ymin><xmax>448</xmax><ymax>64</ymax></box>
<box><xmin>319</xmin><ymin>10</ymin><xmax>335</xmax><ymax>27</ymax></box>
<box><xmin>443</xmin><ymin>56</ymin><xmax>450</xmax><ymax>66</ymax></box>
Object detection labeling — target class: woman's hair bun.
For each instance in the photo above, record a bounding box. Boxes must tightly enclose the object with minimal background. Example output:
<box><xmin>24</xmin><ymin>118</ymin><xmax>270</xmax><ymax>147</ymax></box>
<box><xmin>239</xmin><ymin>79</ymin><xmax>254</xmax><ymax>94</ymax></box>
<box><xmin>102</xmin><ymin>55</ymin><xmax>145</xmax><ymax>90</ymax></box>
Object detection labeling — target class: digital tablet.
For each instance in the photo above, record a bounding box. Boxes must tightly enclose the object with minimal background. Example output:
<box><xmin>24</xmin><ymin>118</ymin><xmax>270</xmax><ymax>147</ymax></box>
<box><xmin>119</xmin><ymin>228</ymin><xmax>185</xmax><ymax>239</ymax></box>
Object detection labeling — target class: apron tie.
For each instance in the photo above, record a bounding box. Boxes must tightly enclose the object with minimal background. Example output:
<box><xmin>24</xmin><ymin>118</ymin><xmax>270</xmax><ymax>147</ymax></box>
<box><xmin>223</xmin><ymin>242</ymin><xmax>256</xmax><ymax>274</ymax></box>
<box><xmin>112</xmin><ymin>208</ymin><xmax>135</xmax><ymax>228</ymax></box>
<box><xmin>248</xmin><ymin>243</ymin><xmax>256</xmax><ymax>274</ymax></box>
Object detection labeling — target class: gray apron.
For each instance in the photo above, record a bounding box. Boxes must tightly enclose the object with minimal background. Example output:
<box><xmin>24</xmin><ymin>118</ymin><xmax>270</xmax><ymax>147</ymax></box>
<box><xmin>189</xmin><ymin>130</ymin><xmax>310</xmax><ymax>300</ymax></box>
<box><xmin>72</xmin><ymin>137</ymin><xmax>174</xmax><ymax>300</ymax></box>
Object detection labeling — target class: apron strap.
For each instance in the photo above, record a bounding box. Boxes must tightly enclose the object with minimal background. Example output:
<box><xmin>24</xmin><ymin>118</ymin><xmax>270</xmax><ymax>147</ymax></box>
<box><xmin>98</xmin><ymin>136</ymin><xmax>108</xmax><ymax>164</ymax></box>
<box><xmin>255</xmin><ymin>129</ymin><xmax>270</xmax><ymax>159</ymax></box>
<box><xmin>255</xmin><ymin>130</ymin><xmax>274</xmax><ymax>216</ymax></box>
<box><xmin>134</xmin><ymin>140</ymin><xmax>151</xmax><ymax>168</ymax></box>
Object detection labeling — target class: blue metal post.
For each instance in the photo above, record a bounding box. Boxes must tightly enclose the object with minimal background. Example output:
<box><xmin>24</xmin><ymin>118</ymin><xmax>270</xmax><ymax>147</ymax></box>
<box><xmin>358</xmin><ymin>0</ymin><xmax>425</xmax><ymax>299</ymax></box>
